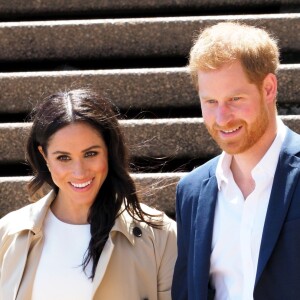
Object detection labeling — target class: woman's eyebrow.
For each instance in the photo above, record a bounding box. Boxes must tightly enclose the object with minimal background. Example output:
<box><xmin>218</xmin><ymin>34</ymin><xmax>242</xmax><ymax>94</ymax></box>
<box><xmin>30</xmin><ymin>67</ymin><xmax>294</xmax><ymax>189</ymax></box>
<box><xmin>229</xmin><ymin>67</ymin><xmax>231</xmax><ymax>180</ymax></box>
<box><xmin>51</xmin><ymin>145</ymin><xmax>102</xmax><ymax>155</ymax></box>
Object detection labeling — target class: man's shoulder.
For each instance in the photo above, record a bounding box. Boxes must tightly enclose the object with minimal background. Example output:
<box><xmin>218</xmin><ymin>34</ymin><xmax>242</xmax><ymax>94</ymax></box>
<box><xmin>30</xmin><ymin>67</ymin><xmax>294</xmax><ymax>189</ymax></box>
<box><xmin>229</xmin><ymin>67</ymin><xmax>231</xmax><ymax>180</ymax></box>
<box><xmin>175</xmin><ymin>155</ymin><xmax>220</xmax><ymax>205</ymax></box>
<box><xmin>178</xmin><ymin>155</ymin><xmax>220</xmax><ymax>188</ymax></box>
<box><xmin>282</xmin><ymin>127</ymin><xmax>300</xmax><ymax>156</ymax></box>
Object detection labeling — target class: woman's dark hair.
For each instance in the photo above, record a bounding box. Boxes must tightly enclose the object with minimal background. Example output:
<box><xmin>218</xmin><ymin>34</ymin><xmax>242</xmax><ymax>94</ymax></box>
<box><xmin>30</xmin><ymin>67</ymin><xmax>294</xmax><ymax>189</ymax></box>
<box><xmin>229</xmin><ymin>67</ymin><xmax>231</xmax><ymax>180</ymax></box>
<box><xmin>26</xmin><ymin>89</ymin><xmax>160</xmax><ymax>279</ymax></box>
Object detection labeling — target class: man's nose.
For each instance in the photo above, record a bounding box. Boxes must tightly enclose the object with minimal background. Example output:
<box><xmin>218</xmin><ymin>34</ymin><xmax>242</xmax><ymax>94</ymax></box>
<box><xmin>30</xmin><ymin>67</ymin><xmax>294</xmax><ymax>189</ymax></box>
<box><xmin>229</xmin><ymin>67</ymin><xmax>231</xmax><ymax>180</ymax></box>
<box><xmin>216</xmin><ymin>103</ymin><xmax>233</xmax><ymax>127</ymax></box>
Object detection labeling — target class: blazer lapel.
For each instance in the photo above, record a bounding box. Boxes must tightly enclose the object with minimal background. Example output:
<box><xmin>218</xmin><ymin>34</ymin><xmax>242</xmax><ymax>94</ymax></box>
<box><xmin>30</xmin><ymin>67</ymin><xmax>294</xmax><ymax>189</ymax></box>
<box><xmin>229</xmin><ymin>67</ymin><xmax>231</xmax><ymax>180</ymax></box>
<box><xmin>255</xmin><ymin>135</ymin><xmax>300</xmax><ymax>285</ymax></box>
<box><xmin>193</xmin><ymin>174</ymin><xmax>218</xmax><ymax>299</ymax></box>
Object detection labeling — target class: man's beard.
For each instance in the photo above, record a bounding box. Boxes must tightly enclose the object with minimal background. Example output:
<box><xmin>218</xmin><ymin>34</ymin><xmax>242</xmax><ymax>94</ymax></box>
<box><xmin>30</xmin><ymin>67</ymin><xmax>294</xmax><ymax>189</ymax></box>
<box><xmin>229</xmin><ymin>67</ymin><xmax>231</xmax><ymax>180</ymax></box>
<box><xmin>205</xmin><ymin>96</ymin><xmax>270</xmax><ymax>155</ymax></box>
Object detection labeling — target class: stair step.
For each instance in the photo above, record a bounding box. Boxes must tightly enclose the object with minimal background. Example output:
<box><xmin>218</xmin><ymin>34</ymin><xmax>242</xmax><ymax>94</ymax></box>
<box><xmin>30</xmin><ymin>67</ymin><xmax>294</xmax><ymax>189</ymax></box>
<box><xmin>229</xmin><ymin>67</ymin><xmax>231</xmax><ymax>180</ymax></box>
<box><xmin>0</xmin><ymin>2</ymin><xmax>299</xmax><ymax>218</ymax></box>
<box><xmin>0</xmin><ymin>64</ymin><xmax>298</xmax><ymax>114</ymax></box>
<box><xmin>0</xmin><ymin>1</ymin><xmax>298</xmax><ymax>21</ymax></box>
<box><xmin>1</xmin><ymin>115</ymin><xmax>299</xmax><ymax>162</ymax></box>
<box><xmin>0</xmin><ymin>173</ymin><xmax>185</xmax><ymax>218</ymax></box>
<box><xmin>0</xmin><ymin>14</ymin><xmax>298</xmax><ymax>63</ymax></box>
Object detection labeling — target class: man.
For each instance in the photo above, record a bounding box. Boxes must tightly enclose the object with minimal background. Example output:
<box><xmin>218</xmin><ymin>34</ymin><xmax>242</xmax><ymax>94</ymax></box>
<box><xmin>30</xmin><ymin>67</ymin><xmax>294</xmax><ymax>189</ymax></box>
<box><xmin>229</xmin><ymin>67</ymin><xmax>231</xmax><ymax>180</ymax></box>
<box><xmin>172</xmin><ymin>22</ymin><xmax>300</xmax><ymax>299</ymax></box>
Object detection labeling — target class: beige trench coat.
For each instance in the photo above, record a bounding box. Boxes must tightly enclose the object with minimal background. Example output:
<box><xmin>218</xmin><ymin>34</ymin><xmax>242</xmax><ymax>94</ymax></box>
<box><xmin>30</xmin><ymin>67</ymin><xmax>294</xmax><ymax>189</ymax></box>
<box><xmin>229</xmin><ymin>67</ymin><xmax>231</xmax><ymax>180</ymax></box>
<box><xmin>0</xmin><ymin>191</ymin><xmax>177</xmax><ymax>300</ymax></box>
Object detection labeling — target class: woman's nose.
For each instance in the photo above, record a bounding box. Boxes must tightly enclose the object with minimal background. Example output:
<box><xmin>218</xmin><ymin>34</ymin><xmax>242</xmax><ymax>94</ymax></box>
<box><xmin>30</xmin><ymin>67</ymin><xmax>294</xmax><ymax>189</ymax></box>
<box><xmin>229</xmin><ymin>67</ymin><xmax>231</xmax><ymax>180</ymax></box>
<box><xmin>72</xmin><ymin>161</ymin><xmax>87</xmax><ymax>178</ymax></box>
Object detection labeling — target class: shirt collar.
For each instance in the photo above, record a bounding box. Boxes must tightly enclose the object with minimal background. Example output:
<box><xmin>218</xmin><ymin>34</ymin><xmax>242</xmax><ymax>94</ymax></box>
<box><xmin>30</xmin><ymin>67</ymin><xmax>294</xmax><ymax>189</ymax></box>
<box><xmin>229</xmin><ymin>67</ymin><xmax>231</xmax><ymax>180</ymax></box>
<box><xmin>252</xmin><ymin>117</ymin><xmax>287</xmax><ymax>179</ymax></box>
<box><xmin>216</xmin><ymin>117</ymin><xmax>287</xmax><ymax>190</ymax></box>
<box><xmin>216</xmin><ymin>151</ymin><xmax>232</xmax><ymax>190</ymax></box>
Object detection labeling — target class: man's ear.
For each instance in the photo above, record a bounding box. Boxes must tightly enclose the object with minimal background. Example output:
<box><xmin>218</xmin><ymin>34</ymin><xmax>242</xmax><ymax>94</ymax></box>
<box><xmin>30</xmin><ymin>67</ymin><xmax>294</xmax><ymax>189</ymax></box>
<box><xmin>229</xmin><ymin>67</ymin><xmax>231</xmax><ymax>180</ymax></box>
<box><xmin>263</xmin><ymin>73</ymin><xmax>277</xmax><ymax>104</ymax></box>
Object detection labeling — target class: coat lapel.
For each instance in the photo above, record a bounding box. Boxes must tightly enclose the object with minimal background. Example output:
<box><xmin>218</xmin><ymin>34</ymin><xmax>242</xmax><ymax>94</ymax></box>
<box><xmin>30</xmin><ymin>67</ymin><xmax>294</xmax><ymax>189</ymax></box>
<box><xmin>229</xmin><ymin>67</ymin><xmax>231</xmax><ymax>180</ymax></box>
<box><xmin>91</xmin><ymin>211</ymin><xmax>134</xmax><ymax>298</ymax></box>
<box><xmin>0</xmin><ymin>231</ymin><xmax>33</xmax><ymax>300</ymax></box>
<box><xmin>193</xmin><ymin>172</ymin><xmax>218</xmax><ymax>299</ymax></box>
<box><xmin>16</xmin><ymin>232</ymin><xmax>44</xmax><ymax>300</ymax></box>
<box><xmin>0</xmin><ymin>191</ymin><xmax>55</xmax><ymax>300</ymax></box>
<box><xmin>255</xmin><ymin>130</ymin><xmax>300</xmax><ymax>285</ymax></box>
<box><xmin>91</xmin><ymin>236</ymin><xmax>115</xmax><ymax>298</ymax></box>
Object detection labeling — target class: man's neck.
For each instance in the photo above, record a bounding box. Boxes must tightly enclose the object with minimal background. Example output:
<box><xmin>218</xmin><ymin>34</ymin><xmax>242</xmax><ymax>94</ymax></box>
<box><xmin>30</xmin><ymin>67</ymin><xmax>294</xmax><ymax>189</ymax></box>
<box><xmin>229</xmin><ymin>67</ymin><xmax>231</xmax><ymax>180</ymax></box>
<box><xmin>231</xmin><ymin>156</ymin><xmax>255</xmax><ymax>199</ymax></box>
<box><xmin>230</xmin><ymin>124</ymin><xmax>278</xmax><ymax>199</ymax></box>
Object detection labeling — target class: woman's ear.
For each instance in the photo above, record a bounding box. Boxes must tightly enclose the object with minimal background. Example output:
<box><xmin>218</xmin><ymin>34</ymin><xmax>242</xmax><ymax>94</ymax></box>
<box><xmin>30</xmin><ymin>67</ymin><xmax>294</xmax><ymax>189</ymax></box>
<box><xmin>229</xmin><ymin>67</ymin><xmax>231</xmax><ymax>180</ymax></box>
<box><xmin>38</xmin><ymin>146</ymin><xmax>48</xmax><ymax>163</ymax></box>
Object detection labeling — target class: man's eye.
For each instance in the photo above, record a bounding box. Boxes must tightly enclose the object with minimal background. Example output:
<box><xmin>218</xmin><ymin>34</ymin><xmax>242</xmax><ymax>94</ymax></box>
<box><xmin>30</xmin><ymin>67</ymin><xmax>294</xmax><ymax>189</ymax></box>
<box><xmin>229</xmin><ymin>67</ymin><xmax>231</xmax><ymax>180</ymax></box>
<box><xmin>85</xmin><ymin>151</ymin><xmax>98</xmax><ymax>158</ymax></box>
<box><xmin>206</xmin><ymin>99</ymin><xmax>217</xmax><ymax>104</ymax></box>
<box><xmin>57</xmin><ymin>155</ymin><xmax>70</xmax><ymax>161</ymax></box>
<box><xmin>232</xmin><ymin>97</ymin><xmax>241</xmax><ymax>101</ymax></box>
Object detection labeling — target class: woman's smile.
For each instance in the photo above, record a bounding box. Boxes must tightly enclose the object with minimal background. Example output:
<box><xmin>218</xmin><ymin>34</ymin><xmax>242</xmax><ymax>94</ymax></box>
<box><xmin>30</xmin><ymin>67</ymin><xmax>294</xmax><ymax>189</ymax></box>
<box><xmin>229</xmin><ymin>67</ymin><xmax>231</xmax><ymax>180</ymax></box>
<box><xmin>39</xmin><ymin>122</ymin><xmax>108</xmax><ymax>217</ymax></box>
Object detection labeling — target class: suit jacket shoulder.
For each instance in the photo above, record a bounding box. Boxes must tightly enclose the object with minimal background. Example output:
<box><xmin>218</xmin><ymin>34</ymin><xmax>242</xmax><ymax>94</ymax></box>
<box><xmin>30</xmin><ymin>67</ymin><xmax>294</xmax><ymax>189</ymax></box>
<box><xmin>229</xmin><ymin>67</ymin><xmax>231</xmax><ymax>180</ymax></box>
<box><xmin>177</xmin><ymin>156</ymin><xmax>220</xmax><ymax>203</ymax></box>
<box><xmin>280</xmin><ymin>127</ymin><xmax>300</xmax><ymax>157</ymax></box>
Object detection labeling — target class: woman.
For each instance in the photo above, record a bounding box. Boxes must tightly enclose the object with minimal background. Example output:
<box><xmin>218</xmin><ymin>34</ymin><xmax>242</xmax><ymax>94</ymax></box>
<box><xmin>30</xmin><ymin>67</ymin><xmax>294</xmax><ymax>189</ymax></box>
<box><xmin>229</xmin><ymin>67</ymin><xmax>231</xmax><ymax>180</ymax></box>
<box><xmin>0</xmin><ymin>89</ymin><xmax>177</xmax><ymax>300</ymax></box>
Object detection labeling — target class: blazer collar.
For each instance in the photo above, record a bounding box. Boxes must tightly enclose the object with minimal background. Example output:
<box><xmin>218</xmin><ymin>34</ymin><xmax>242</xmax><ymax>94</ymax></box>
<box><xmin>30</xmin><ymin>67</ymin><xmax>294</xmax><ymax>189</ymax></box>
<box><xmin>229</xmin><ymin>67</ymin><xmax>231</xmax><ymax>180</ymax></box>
<box><xmin>255</xmin><ymin>128</ymin><xmax>300</xmax><ymax>285</ymax></box>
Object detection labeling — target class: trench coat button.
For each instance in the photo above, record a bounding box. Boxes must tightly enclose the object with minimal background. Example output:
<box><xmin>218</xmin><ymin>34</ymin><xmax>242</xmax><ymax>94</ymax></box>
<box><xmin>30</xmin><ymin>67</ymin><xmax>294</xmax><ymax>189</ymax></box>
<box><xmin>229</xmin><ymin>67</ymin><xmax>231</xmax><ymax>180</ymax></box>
<box><xmin>133</xmin><ymin>226</ymin><xmax>142</xmax><ymax>237</ymax></box>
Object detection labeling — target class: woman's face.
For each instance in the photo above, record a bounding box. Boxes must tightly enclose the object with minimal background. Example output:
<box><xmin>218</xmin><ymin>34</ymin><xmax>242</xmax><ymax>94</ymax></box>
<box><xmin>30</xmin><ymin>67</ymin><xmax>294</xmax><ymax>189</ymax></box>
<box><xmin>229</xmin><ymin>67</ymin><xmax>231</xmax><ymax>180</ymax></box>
<box><xmin>39</xmin><ymin>122</ymin><xmax>108</xmax><ymax>215</ymax></box>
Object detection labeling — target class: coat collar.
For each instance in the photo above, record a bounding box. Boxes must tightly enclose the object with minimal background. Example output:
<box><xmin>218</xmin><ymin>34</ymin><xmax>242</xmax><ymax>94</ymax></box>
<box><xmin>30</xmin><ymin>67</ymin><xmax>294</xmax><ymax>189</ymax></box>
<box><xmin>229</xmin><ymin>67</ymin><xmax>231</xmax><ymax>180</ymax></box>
<box><xmin>255</xmin><ymin>128</ymin><xmax>300</xmax><ymax>285</ymax></box>
<box><xmin>7</xmin><ymin>190</ymin><xmax>55</xmax><ymax>235</ymax></box>
<box><xmin>4</xmin><ymin>191</ymin><xmax>146</xmax><ymax>300</ymax></box>
<box><xmin>8</xmin><ymin>190</ymin><xmax>138</xmax><ymax>245</ymax></box>
<box><xmin>92</xmin><ymin>203</ymin><xmax>159</xmax><ymax>297</ymax></box>
<box><xmin>110</xmin><ymin>208</ymin><xmax>136</xmax><ymax>245</ymax></box>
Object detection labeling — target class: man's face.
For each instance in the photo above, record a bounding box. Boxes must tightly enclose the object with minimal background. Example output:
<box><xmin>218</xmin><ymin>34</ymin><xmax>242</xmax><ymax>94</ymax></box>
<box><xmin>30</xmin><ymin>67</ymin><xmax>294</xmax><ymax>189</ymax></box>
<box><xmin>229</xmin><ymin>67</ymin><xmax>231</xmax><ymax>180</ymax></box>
<box><xmin>198</xmin><ymin>60</ymin><xmax>273</xmax><ymax>155</ymax></box>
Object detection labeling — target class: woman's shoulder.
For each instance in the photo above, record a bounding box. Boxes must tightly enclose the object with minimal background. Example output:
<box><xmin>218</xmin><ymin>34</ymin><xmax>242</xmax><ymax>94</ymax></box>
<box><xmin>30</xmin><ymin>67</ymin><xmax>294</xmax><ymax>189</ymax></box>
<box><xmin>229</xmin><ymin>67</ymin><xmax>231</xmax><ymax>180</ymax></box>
<box><xmin>140</xmin><ymin>203</ymin><xmax>176</xmax><ymax>228</ymax></box>
<box><xmin>0</xmin><ymin>202</ymin><xmax>34</xmax><ymax>245</ymax></box>
<box><xmin>0</xmin><ymin>191</ymin><xmax>55</xmax><ymax>238</ymax></box>
<box><xmin>0</xmin><ymin>202</ymin><xmax>34</xmax><ymax>229</ymax></box>
<box><xmin>132</xmin><ymin>204</ymin><xmax>177</xmax><ymax>260</ymax></box>
<box><xmin>120</xmin><ymin>203</ymin><xmax>176</xmax><ymax>238</ymax></box>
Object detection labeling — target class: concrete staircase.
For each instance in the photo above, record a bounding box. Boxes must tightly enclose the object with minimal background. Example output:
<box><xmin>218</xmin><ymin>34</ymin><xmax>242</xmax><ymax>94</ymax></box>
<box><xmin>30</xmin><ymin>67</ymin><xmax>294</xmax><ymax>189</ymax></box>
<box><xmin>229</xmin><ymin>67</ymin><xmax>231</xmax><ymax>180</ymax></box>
<box><xmin>0</xmin><ymin>1</ymin><xmax>299</xmax><ymax>218</ymax></box>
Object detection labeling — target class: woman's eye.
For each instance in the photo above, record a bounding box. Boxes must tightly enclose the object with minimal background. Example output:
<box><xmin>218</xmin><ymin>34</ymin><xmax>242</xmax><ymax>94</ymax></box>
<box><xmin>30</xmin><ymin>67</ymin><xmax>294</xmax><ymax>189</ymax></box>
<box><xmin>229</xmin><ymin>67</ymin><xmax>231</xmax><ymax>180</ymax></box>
<box><xmin>57</xmin><ymin>155</ymin><xmax>70</xmax><ymax>161</ymax></box>
<box><xmin>85</xmin><ymin>151</ymin><xmax>98</xmax><ymax>158</ymax></box>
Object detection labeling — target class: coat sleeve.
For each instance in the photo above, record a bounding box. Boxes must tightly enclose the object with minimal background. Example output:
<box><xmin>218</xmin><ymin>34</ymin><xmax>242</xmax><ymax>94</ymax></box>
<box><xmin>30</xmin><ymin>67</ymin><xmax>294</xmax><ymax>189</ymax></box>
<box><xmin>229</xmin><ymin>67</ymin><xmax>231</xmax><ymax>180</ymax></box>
<box><xmin>156</xmin><ymin>216</ymin><xmax>177</xmax><ymax>300</ymax></box>
<box><xmin>171</xmin><ymin>183</ymin><xmax>189</xmax><ymax>300</ymax></box>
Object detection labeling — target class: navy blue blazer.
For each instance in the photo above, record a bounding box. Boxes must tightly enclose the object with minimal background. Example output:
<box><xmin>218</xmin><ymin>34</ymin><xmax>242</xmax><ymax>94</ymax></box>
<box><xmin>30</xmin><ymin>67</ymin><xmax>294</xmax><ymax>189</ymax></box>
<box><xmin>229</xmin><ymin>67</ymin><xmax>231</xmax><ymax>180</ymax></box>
<box><xmin>172</xmin><ymin>128</ymin><xmax>300</xmax><ymax>300</ymax></box>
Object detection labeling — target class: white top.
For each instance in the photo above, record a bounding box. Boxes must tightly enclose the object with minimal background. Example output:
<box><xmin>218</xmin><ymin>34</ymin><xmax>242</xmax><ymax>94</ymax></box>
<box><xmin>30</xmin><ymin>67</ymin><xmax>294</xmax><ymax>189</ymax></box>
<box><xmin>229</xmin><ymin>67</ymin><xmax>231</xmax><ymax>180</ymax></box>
<box><xmin>210</xmin><ymin>118</ymin><xmax>287</xmax><ymax>300</ymax></box>
<box><xmin>32</xmin><ymin>209</ymin><xmax>93</xmax><ymax>300</ymax></box>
